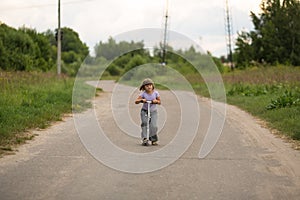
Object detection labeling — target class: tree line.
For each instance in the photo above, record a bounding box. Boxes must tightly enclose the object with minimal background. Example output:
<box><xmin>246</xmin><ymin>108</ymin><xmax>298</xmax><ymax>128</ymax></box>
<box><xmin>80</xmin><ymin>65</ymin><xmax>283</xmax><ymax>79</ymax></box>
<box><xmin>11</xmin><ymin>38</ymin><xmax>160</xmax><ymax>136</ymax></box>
<box><xmin>1</xmin><ymin>0</ymin><xmax>299</xmax><ymax>75</ymax></box>
<box><xmin>91</xmin><ymin>37</ymin><xmax>224</xmax><ymax>78</ymax></box>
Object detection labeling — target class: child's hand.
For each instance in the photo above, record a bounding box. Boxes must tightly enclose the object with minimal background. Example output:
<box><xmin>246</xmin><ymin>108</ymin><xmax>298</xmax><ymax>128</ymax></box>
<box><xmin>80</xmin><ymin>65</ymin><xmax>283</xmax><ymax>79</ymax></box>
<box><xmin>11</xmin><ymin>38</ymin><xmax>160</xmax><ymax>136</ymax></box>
<box><xmin>152</xmin><ymin>99</ymin><xmax>158</xmax><ymax>104</ymax></box>
<box><xmin>140</xmin><ymin>99</ymin><xmax>146</xmax><ymax>103</ymax></box>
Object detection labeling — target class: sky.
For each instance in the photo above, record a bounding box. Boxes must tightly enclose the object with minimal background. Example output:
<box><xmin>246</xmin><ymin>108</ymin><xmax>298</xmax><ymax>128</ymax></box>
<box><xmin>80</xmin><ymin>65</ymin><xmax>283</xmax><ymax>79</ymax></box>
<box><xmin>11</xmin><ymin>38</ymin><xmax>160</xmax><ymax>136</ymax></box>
<box><xmin>0</xmin><ymin>0</ymin><xmax>262</xmax><ymax>57</ymax></box>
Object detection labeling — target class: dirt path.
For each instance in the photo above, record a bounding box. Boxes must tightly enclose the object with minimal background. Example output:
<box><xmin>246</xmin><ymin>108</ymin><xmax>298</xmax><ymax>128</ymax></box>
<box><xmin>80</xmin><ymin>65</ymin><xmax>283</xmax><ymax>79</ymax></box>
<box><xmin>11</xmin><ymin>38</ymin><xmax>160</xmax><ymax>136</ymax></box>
<box><xmin>0</xmin><ymin>80</ymin><xmax>299</xmax><ymax>200</ymax></box>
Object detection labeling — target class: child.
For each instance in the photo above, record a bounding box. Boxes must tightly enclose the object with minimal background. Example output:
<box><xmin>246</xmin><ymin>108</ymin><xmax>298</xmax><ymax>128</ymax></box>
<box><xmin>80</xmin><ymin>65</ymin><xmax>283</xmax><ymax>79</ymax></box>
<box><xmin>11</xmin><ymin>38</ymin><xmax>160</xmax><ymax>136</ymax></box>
<box><xmin>135</xmin><ymin>78</ymin><xmax>161</xmax><ymax>146</ymax></box>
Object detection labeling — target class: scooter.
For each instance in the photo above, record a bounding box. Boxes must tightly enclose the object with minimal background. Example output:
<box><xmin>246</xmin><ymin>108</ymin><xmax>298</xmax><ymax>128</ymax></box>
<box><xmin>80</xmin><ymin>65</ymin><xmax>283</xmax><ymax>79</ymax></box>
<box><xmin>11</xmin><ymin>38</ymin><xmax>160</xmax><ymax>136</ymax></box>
<box><xmin>142</xmin><ymin>100</ymin><xmax>152</xmax><ymax>146</ymax></box>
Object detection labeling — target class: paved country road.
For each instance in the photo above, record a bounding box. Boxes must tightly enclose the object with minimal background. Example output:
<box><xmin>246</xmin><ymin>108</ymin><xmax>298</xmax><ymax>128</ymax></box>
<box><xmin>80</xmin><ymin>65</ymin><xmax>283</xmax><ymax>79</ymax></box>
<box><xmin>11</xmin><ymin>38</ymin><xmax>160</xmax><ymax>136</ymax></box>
<box><xmin>0</xmin><ymin>80</ymin><xmax>300</xmax><ymax>200</ymax></box>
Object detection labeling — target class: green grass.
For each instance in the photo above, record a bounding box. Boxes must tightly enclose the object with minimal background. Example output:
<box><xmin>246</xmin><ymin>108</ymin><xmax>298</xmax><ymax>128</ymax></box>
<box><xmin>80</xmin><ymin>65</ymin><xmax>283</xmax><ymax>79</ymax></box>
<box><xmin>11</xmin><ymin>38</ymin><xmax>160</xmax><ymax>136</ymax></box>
<box><xmin>194</xmin><ymin>66</ymin><xmax>300</xmax><ymax>141</ymax></box>
<box><xmin>226</xmin><ymin>89</ymin><xmax>300</xmax><ymax>140</ymax></box>
<box><xmin>0</xmin><ymin>71</ymin><xmax>94</xmax><ymax>151</ymax></box>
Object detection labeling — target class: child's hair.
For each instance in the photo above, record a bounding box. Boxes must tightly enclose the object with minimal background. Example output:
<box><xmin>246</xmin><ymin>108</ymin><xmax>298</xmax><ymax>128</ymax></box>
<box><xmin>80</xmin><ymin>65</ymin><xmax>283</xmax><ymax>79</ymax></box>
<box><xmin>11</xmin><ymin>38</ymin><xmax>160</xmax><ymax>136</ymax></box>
<box><xmin>139</xmin><ymin>78</ymin><xmax>155</xmax><ymax>91</ymax></box>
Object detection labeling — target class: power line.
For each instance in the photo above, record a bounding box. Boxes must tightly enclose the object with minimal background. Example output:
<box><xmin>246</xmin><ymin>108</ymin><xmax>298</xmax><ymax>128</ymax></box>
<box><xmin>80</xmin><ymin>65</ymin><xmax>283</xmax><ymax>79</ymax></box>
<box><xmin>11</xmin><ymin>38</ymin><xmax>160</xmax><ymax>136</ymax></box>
<box><xmin>0</xmin><ymin>0</ymin><xmax>95</xmax><ymax>12</ymax></box>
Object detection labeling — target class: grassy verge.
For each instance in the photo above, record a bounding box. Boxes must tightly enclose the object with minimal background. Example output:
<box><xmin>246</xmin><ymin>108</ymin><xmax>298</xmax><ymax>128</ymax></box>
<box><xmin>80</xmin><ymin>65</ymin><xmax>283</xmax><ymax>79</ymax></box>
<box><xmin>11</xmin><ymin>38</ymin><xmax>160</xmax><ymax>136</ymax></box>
<box><xmin>226</xmin><ymin>85</ymin><xmax>300</xmax><ymax>139</ymax></box>
<box><xmin>193</xmin><ymin>66</ymin><xmax>300</xmax><ymax>142</ymax></box>
<box><xmin>0</xmin><ymin>71</ymin><xmax>94</xmax><ymax>154</ymax></box>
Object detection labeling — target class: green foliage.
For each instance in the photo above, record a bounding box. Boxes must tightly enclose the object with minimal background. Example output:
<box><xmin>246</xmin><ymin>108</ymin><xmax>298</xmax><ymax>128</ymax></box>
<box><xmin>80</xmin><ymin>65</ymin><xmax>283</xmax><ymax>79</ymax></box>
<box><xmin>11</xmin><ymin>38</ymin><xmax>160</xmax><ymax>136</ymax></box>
<box><xmin>234</xmin><ymin>31</ymin><xmax>255</xmax><ymax>68</ymax></box>
<box><xmin>0</xmin><ymin>23</ymin><xmax>52</xmax><ymax>71</ymax></box>
<box><xmin>20</xmin><ymin>27</ymin><xmax>54</xmax><ymax>70</ymax></box>
<box><xmin>94</xmin><ymin>37</ymin><xmax>144</xmax><ymax>60</ymax></box>
<box><xmin>266</xmin><ymin>90</ymin><xmax>300</xmax><ymax>110</ymax></box>
<box><xmin>227</xmin><ymin>84</ymin><xmax>268</xmax><ymax>96</ymax></box>
<box><xmin>60</xmin><ymin>27</ymin><xmax>89</xmax><ymax>61</ymax></box>
<box><xmin>93</xmin><ymin>38</ymin><xmax>150</xmax><ymax>79</ymax></box>
<box><xmin>122</xmin><ymin>54</ymin><xmax>148</xmax><ymax>80</ymax></box>
<box><xmin>235</xmin><ymin>0</ymin><xmax>300</xmax><ymax>67</ymax></box>
<box><xmin>227</xmin><ymin>82</ymin><xmax>300</xmax><ymax>110</ymax></box>
<box><xmin>124</xmin><ymin>54</ymin><xmax>146</xmax><ymax>71</ymax></box>
<box><xmin>212</xmin><ymin>56</ymin><xmax>224</xmax><ymax>73</ymax></box>
<box><xmin>93</xmin><ymin>38</ymin><xmax>224</xmax><ymax>80</ymax></box>
<box><xmin>106</xmin><ymin>63</ymin><xmax>121</xmax><ymax>76</ymax></box>
<box><xmin>0</xmin><ymin>23</ymin><xmax>89</xmax><ymax>76</ymax></box>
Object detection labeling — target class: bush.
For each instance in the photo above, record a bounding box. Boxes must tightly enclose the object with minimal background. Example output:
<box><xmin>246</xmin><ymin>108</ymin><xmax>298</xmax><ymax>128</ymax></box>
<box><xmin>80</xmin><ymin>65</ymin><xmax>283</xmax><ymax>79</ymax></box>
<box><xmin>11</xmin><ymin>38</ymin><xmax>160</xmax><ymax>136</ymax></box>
<box><xmin>266</xmin><ymin>90</ymin><xmax>300</xmax><ymax>110</ymax></box>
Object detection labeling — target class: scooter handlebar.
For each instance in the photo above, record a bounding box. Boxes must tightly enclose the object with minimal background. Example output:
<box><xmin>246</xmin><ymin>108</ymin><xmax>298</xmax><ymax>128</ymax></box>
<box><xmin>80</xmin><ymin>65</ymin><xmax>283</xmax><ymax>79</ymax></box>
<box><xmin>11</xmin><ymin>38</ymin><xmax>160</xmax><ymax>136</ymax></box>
<box><xmin>139</xmin><ymin>99</ymin><xmax>153</xmax><ymax>104</ymax></box>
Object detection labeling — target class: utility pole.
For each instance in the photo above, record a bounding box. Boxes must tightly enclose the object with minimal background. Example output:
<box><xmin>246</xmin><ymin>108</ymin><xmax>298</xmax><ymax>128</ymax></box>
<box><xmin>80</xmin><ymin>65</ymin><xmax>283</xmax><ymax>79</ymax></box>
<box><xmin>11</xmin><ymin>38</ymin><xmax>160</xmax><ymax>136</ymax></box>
<box><xmin>57</xmin><ymin>0</ymin><xmax>61</xmax><ymax>75</ymax></box>
<box><xmin>162</xmin><ymin>0</ymin><xmax>169</xmax><ymax>65</ymax></box>
<box><xmin>225</xmin><ymin>0</ymin><xmax>234</xmax><ymax>70</ymax></box>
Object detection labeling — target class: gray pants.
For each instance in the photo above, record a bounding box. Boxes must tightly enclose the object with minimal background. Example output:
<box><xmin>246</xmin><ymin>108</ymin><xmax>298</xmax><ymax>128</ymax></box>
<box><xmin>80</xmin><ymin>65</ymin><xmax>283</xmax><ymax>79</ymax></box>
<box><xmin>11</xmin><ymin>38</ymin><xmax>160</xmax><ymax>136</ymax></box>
<box><xmin>140</xmin><ymin>109</ymin><xmax>158</xmax><ymax>141</ymax></box>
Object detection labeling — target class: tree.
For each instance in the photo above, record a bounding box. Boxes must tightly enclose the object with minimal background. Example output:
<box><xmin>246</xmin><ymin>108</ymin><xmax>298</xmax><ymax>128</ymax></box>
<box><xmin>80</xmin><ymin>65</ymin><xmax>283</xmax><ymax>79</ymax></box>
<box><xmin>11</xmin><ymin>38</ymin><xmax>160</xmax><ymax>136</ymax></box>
<box><xmin>60</xmin><ymin>27</ymin><xmax>89</xmax><ymax>61</ymax></box>
<box><xmin>235</xmin><ymin>0</ymin><xmax>300</xmax><ymax>67</ymax></box>
<box><xmin>0</xmin><ymin>23</ymin><xmax>52</xmax><ymax>71</ymax></box>
<box><xmin>235</xmin><ymin>30</ymin><xmax>255</xmax><ymax>67</ymax></box>
<box><xmin>19</xmin><ymin>27</ymin><xmax>54</xmax><ymax>71</ymax></box>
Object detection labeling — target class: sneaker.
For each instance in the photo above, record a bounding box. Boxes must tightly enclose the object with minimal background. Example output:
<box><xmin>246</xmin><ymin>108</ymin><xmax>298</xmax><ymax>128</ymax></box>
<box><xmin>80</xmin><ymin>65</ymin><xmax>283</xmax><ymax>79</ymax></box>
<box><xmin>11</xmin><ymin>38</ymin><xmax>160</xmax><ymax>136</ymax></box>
<box><xmin>152</xmin><ymin>141</ymin><xmax>158</xmax><ymax>146</ymax></box>
<box><xmin>142</xmin><ymin>138</ymin><xmax>148</xmax><ymax>146</ymax></box>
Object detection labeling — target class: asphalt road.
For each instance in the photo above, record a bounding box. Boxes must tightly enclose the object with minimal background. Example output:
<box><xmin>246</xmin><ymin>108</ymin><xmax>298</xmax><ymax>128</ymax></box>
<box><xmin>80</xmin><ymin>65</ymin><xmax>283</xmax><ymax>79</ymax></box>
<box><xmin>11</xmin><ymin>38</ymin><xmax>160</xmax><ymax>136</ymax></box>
<box><xmin>0</xmin><ymin>80</ymin><xmax>299</xmax><ymax>200</ymax></box>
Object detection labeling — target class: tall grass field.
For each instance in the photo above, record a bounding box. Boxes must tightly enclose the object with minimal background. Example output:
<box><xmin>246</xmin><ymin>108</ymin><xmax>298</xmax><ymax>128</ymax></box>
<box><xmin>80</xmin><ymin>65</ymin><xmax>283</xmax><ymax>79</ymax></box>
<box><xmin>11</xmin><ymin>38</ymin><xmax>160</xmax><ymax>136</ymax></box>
<box><xmin>0</xmin><ymin>72</ymin><xmax>93</xmax><ymax>154</ymax></box>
